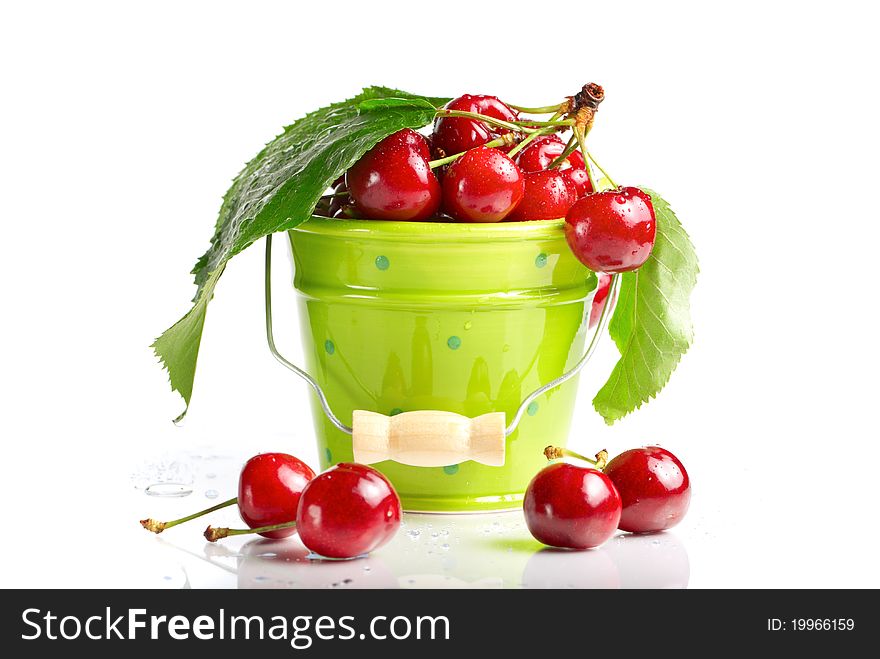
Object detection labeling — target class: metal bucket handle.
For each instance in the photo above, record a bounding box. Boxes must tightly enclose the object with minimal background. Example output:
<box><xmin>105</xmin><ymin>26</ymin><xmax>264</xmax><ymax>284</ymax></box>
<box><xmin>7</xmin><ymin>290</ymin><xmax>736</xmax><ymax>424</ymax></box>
<box><xmin>264</xmin><ymin>233</ymin><xmax>617</xmax><ymax>467</ymax></box>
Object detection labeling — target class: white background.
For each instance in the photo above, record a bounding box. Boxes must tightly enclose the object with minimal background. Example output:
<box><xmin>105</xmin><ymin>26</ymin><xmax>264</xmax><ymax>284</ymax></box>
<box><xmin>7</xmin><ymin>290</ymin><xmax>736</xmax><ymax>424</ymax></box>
<box><xmin>1</xmin><ymin>0</ymin><xmax>878</xmax><ymax>588</ymax></box>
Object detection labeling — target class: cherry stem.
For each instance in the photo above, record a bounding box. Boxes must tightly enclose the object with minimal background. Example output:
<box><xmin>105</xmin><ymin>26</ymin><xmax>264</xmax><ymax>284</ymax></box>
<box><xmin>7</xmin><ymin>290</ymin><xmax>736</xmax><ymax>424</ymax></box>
<box><xmin>544</xmin><ymin>446</ymin><xmax>609</xmax><ymax>470</ymax></box>
<box><xmin>547</xmin><ymin>133</ymin><xmax>579</xmax><ymax>169</ymax></box>
<box><xmin>587</xmin><ymin>152</ymin><xmax>618</xmax><ymax>189</ymax></box>
<box><xmin>435</xmin><ymin>109</ymin><xmax>536</xmax><ymax>134</ymax></box>
<box><xmin>204</xmin><ymin>520</ymin><xmax>297</xmax><ymax>542</ymax></box>
<box><xmin>140</xmin><ymin>497</ymin><xmax>237</xmax><ymax>534</ymax></box>
<box><xmin>517</xmin><ymin>119</ymin><xmax>575</xmax><ymax>127</ymax></box>
<box><xmin>428</xmin><ymin>134</ymin><xmax>515</xmax><ymax>169</ymax></box>
<box><xmin>574</xmin><ymin>127</ymin><xmax>598</xmax><ymax>192</ymax></box>
<box><xmin>508</xmin><ymin>102</ymin><xmax>566</xmax><ymax>114</ymax></box>
<box><xmin>506</xmin><ymin>112</ymin><xmax>564</xmax><ymax>158</ymax></box>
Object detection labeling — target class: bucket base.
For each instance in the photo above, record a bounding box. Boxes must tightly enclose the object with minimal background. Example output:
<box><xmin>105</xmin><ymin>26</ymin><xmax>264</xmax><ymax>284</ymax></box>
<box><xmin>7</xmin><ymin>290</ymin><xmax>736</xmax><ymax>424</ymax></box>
<box><xmin>400</xmin><ymin>491</ymin><xmax>524</xmax><ymax>514</ymax></box>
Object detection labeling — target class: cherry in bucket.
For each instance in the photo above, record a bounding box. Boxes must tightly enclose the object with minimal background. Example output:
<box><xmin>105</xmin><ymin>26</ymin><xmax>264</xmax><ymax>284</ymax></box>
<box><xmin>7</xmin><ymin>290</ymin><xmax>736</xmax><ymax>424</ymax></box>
<box><xmin>432</xmin><ymin>94</ymin><xmax>519</xmax><ymax>155</ymax></box>
<box><xmin>506</xmin><ymin>169</ymin><xmax>577</xmax><ymax>222</ymax></box>
<box><xmin>442</xmin><ymin>146</ymin><xmax>525</xmax><ymax>222</ymax></box>
<box><xmin>603</xmin><ymin>447</ymin><xmax>691</xmax><ymax>533</ymax></box>
<box><xmin>565</xmin><ymin>187</ymin><xmax>657</xmax><ymax>273</ymax></box>
<box><xmin>346</xmin><ymin>128</ymin><xmax>441</xmax><ymax>221</ymax></box>
<box><xmin>523</xmin><ymin>448</ymin><xmax>621</xmax><ymax>550</ymax></box>
<box><xmin>515</xmin><ymin>134</ymin><xmax>593</xmax><ymax>198</ymax></box>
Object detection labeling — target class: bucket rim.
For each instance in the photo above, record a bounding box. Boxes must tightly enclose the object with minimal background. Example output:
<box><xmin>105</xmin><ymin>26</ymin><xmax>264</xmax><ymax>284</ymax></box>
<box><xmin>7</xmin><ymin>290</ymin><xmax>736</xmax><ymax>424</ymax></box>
<box><xmin>291</xmin><ymin>215</ymin><xmax>566</xmax><ymax>242</ymax></box>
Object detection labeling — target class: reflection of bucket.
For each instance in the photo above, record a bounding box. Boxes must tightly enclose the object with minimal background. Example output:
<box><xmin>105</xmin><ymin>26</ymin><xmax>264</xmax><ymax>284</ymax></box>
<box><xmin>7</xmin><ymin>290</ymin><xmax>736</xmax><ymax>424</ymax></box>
<box><xmin>289</xmin><ymin>217</ymin><xmax>597</xmax><ymax>513</ymax></box>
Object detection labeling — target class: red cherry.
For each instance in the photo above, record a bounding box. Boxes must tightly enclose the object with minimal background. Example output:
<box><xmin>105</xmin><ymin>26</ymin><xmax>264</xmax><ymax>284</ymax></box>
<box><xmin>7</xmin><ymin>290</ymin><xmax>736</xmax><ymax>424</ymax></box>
<box><xmin>515</xmin><ymin>135</ymin><xmax>593</xmax><ymax>197</ymax></box>
<box><xmin>327</xmin><ymin>180</ymin><xmax>350</xmax><ymax>218</ymax></box>
<box><xmin>560</xmin><ymin>150</ymin><xmax>593</xmax><ymax>197</ymax></box>
<box><xmin>442</xmin><ymin>147</ymin><xmax>525</xmax><ymax>223</ymax></box>
<box><xmin>296</xmin><ymin>463</ymin><xmax>401</xmax><ymax>559</ymax></box>
<box><xmin>432</xmin><ymin>94</ymin><xmax>519</xmax><ymax>155</ymax></box>
<box><xmin>506</xmin><ymin>169</ymin><xmax>577</xmax><ymax>222</ymax></box>
<box><xmin>588</xmin><ymin>272</ymin><xmax>615</xmax><ymax>328</ymax></box>
<box><xmin>238</xmin><ymin>453</ymin><xmax>316</xmax><ymax>540</ymax></box>
<box><xmin>515</xmin><ymin>135</ymin><xmax>567</xmax><ymax>172</ymax></box>
<box><xmin>564</xmin><ymin>187</ymin><xmax>656</xmax><ymax>273</ymax></box>
<box><xmin>523</xmin><ymin>462</ymin><xmax>622</xmax><ymax>550</ymax></box>
<box><xmin>346</xmin><ymin>128</ymin><xmax>441</xmax><ymax>221</ymax></box>
<box><xmin>604</xmin><ymin>447</ymin><xmax>691</xmax><ymax>533</ymax></box>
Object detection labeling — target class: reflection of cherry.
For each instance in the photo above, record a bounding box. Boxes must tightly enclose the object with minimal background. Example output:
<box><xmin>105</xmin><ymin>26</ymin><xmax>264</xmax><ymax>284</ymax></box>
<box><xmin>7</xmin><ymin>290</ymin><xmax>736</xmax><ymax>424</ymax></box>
<box><xmin>522</xmin><ymin>547</ymin><xmax>620</xmax><ymax>588</ymax></box>
<box><xmin>604</xmin><ymin>447</ymin><xmax>691</xmax><ymax>533</ymax></box>
<box><xmin>588</xmin><ymin>273</ymin><xmax>615</xmax><ymax>328</ymax></box>
<box><xmin>604</xmin><ymin>533</ymin><xmax>690</xmax><ymax>588</ymax></box>
<box><xmin>523</xmin><ymin>462</ymin><xmax>621</xmax><ymax>550</ymax></box>
<box><xmin>235</xmin><ymin>538</ymin><xmax>398</xmax><ymax>589</ymax></box>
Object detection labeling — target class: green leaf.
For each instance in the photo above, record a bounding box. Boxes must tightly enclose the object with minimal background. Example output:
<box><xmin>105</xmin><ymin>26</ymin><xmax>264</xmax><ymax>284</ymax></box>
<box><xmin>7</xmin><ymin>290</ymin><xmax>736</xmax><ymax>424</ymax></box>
<box><xmin>359</xmin><ymin>97</ymin><xmax>440</xmax><ymax>111</ymax></box>
<box><xmin>592</xmin><ymin>188</ymin><xmax>699</xmax><ymax>424</ymax></box>
<box><xmin>153</xmin><ymin>87</ymin><xmax>449</xmax><ymax>419</ymax></box>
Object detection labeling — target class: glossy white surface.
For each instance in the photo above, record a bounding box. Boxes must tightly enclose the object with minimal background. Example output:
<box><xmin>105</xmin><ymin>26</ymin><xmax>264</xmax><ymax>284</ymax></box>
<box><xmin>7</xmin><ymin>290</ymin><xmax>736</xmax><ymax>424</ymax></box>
<box><xmin>2</xmin><ymin>1</ymin><xmax>879</xmax><ymax>589</ymax></box>
<box><xmin>125</xmin><ymin>443</ymin><xmax>691</xmax><ymax>589</ymax></box>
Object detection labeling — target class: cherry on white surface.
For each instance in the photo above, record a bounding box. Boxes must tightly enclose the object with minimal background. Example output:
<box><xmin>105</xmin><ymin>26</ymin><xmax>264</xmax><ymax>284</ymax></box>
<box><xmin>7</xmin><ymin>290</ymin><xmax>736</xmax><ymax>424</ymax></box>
<box><xmin>1</xmin><ymin>0</ymin><xmax>879</xmax><ymax>588</ymax></box>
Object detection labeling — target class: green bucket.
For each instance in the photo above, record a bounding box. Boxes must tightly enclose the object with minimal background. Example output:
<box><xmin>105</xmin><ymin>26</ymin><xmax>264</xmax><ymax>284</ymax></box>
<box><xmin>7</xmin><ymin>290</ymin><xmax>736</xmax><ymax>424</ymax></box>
<box><xmin>287</xmin><ymin>216</ymin><xmax>598</xmax><ymax>513</ymax></box>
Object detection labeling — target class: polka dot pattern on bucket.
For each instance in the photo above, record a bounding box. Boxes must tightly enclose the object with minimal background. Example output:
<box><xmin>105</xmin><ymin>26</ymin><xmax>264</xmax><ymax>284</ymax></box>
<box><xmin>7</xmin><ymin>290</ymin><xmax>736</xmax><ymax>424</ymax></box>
<box><xmin>324</xmin><ymin>340</ymin><xmax>335</xmax><ymax>355</ymax></box>
<box><xmin>390</xmin><ymin>408</ymin><xmax>403</xmax><ymax>416</ymax></box>
<box><xmin>447</xmin><ymin>336</ymin><xmax>462</xmax><ymax>350</ymax></box>
<box><xmin>443</xmin><ymin>464</ymin><xmax>459</xmax><ymax>475</ymax></box>
<box><xmin>324</xmin><ymin>447</ymin><xmax>332</xmax><ymax>464</ymax></box>
<box><xmin>527</xmin><ymin>401</ymin><xmax>539</xmax><ymax>416</ymax></box>
<box><xmin>375</xmin><ymin>255</ymin><xmax>390</xmax><ymax>270</ymax></box>
<box><xmin>535</xmin><ymin>253</ymin><xmax>548</xmax><ymax>268</ymax></box>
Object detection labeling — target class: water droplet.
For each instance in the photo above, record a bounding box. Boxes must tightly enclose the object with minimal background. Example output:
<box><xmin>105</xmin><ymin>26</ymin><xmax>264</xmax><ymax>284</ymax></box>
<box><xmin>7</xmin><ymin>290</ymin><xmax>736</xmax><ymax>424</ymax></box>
<box><xmin>145</xmin><ymin>483</ymin><xmax>193</xmax><ymax>498</ymax></box>
<box><xmin>205</xmin><ymin>472</ymin><xmax>217</xmax><ymax>480</ymax></box>
<box><xmin>447</xmin><ymin>335</ymin><xmax>462</xmax><ymax>350</ymax></box>
<box><xmin>375</xmin><ymin>255</ymin><xmax>390</xmax><ymax>270</ymax></box>
<box><xmin>463</xmin><ymin>320</ymin><xmax>473</xmax><ymax>330</ymax></box>
<box><xmin>441</xmin><ymin>543</ymin><xmax>450</xmax><ymax>550</ymax></box>
<box><xmin>407</xmin><ymin>529</ymin><xmax>421</xmax><ymax>539</ymax></box>
<box><xmin>205</xmin><ymin>489</ymin><xmax>219</xmax><ymax>499</ymax></box>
